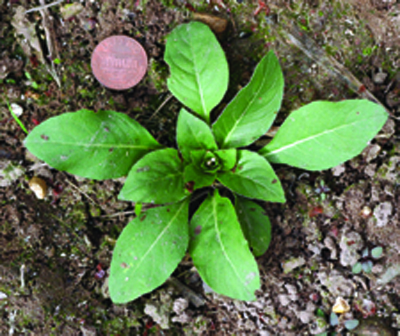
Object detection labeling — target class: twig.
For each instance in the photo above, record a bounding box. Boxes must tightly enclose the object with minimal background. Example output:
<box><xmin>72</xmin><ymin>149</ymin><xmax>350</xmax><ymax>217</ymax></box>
<box><xmin>270</xmin><ymin>19</ymin><xmax>388</xmax><ymax>111</ymax></box>
<box><xmin>25</xmin><ymin>0</ymin><xmax>64</xmax><ymax>14</ymax></box>
<box><xmin>100</xmin><ymin>210</ymin><xmax>136</xmax><ymax>218</ymax></box>
<box><xmin>38</xmin><ymin>0</ymin><xmax>61</xmax><ymax>87</ymax></box>
<box><xmin>149</xmin><ymin>94</ymin><xmax>173</xmax><ymax>120</ymax></box>
<box><xmin>20</xmin><ymin>264</ymin><xmax>25</xmax><ymax>289</ymax></box>
<box><xmin>167</xmin><ymin>277</ymin><xmax>206</xmax><ymax>308</ymax></box>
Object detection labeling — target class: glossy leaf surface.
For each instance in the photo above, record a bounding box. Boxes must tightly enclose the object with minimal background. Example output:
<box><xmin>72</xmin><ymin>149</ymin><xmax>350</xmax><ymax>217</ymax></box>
<box><xmin>213</xmin><ymin>51</ymin><xmax>284</xmax><ymax>148</ymax></box>
<box><xmin>218</xmin><ymin>150</ymin><xmax>285</xmax><ymax>203</ymax></box>
<box><xmin>189</xmin><ymin>190</ymin><xmax>260</xmax><ymax>301</ymax></box>
<box><xmin>235</xmin><ymin>197</ymin><xmax>272</xmax><ymax>257</ymax></box>
<box><xmin>24</xmin><ymin>109</ymin><xmax>161</xmax><ymax>180</ymax></box>
<box><xmin>165</xmin><ymin>22</ymin><xmax>229</xmax><ymax>123</ymax></box>
<box><xmin>109</xmin><ymin>200</ymin><xmax>189</xmax><ymax>303</ymax></box>
<box><xmin>177</xmin><ymin>108</ymin><xmax>217</xmax><ymax>162</ymax></box>
<box><xmin>119</xmin><ymin>148</ymin><xmax>188</xmax><ymax>204</ymax></box>
<box><xmin>260</xmin><ymin>100</ymin><xmax>388</xmax><ymax>170</ymax></box>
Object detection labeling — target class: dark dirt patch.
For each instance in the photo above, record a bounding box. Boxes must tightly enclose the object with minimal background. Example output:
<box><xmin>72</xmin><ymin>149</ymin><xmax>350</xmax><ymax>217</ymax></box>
<box><xmin>1</xmin><ymin>0</ymin><xmax>399</xmax><ymax>335</ymax></box>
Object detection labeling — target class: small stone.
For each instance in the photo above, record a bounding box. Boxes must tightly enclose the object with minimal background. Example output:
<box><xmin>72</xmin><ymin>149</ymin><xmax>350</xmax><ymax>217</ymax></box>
<box><xmin>60</xmin><ymin>2</ymin><xmax>84</xmax><ymax>20</ymax></box>
<box><xmin>28</xmin><ymin>176</ymin><xmax>47</xmax><ymax>199</ymax></box>
<box><xmin>373</xmin><ymin>202</ymin><xmax>392</xmax><ymax>227</ymax></box>
<box><xmin>173</xmin><ymin>298</ymin><xmax>188</xmax><ymax>315</ymax></box>
<box><xmin>278</xmin><ymin>294</ymin><xmax>291</xmax><ymax>306</ymax></box>
<box><xmin>377</xmin><ymin>156</ymin><xmax>400</xmax><ymax>183</ymax></box>
<box><xmin>144</xmin><ymin>303</ymin><xmax>170</xmax><ymax>329</ymax></box>
<box><xmin>331</xmin><ymin>163</ymin><xmax>345</xmax><ymax>176</ymax></box>
<box><xmin>364</xmin><ymin>163</ymin><xmax>376</xmax><ymax>177</ymax></box>
<box><xmin>373</xmin><ymin>72</ymin><xmax>387</xmax><ymax>84</ymax></box>
<box><xmin>339</xmin><ymin>231</ymin><xmax>363</xmax><ymax>267</ymax></box>
<box><xmin>318</xmin><ymin>270</ymin><xmax>354</xmax><ymax>296</ymax></box>
<box><xmin>371</xmin><ymin>264</ymin><xmax>383</xmax><ymax>274</ymax></box>
<box><xmin>362</xmin><ymin>144</ymin><xmax>381</xmax><ymax>163</ymax></box>
<box><xmin>193</xmin><ymin>13</ymin><xmax>228</xmax><ymax>33</ymax></box>
<box><xmin>380</xmin><ymin>119</ymin><xmax>395</xmax><ymax>139</ymax></box>
<box><xmin>360</xmin><ymin>206</ymin><xmax>372</xmax><ymax>218</ymax></box>
<box><xmin>324</xmin><ymin>236</ymin><xmax>338</xmax><ymax>259</ymax></box>
<box><xmin>282</xmin><ymin>256</ymin><xmax>306</xmax><ymax>274</ymax></box>
<box><xmin>298</xmin><ymin>310</ymin><xmax>314</xmax><ymax>324</ymax></box>
<box><xmin>10</xmin><ymin>103</ymin><xmax>23</xmax><ymax>117</ymax></box>
<box><xmin>332</xmin><ymin>297</ymin><xmax>350</xmax><ymax>314</ymax></box>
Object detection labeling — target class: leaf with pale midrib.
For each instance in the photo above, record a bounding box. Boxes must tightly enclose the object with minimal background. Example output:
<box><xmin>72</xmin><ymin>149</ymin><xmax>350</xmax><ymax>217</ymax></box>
<box><xmin>24</xmin><ymin>109</ymin><xmax>161</xmax><ymax>180</ymax></box>
<box><xmin>165</xmin><ymin>22</ymin><xmax>229</xmax><ymax>123</ymax></box>
<box><xmin>213</xmin><ymin>51</ymin><xmax>284</xmax><ymax>148</ymax></box>
<box><xmin>260</xmin><ymin>100</ymin><xmax>388</xmax><ymax>170</ymax></box>
<box><xmin>189</xmin><ymin>190</ymin><xmax>260</xmax><ymax>301</ymax></box>
<box><xmin>109</xmin><ymin>200</ymin><xmax>189</xmax><ymax>303</ymax></box>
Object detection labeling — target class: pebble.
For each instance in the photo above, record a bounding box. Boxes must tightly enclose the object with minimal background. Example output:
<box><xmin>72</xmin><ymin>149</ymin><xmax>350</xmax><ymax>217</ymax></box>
<box><xmin>28</xmin><ymin>176</ymin><xmax>47</xmax><ymax>199</ymax></box>
<box><xmin>282</xmin><ymin>256</ymin><xmax>306</xmax><ymax>274</ymax></box>
<box><xmin>373</xmin><ymin>72</ymin><xmax>387</xmax><ymax>84</ymax></box>
<box><xmin>332</xmin><ymin>296</ymin><xmax>350</xmax><ymax>314</ymax></box>
<box><xmin>318</xmin><ymin>270</ymin><xmax>354</xmax><ymax>296</ymax></box>
<box><xmin>339</xmin><ymin>231</ymin><xmax>363</xmax><ymax>267</ymax></box>
<box><xmin>373</xmin><ymin>202</ymin><xmax>393</xmax><ymax>227</ymax></box>
<box><xmin>331</xmin><ymin>163</ymin><xmax>345</xmax><ymax>176</ymax></box>
<box><xmin>360</xmin><ymin>205</ymin><xmax>372</xmax><ymax>218</ymax></box>
<box><xmin>324</xmin><ymin>236</ymin><xmax>338</xmax><ymax>260</ymax></box>
<box><xmin>60</xmin><ymin>2</ymin><xmax>84</xmax><ymax>20</ymax></box>
<box><xmin>173</xmin><ymin>298</ymin><xmax>188</xmax><ymax>315</ymax></box>
<box><xmin>363</xmin><ymin>144</ymin><xmax>381</xmax><ymax>163</ymax></box>
<box><xmin>10</xmin><ymin>103</ymin><xmax>23</xmax><ymax>117</ymax></box>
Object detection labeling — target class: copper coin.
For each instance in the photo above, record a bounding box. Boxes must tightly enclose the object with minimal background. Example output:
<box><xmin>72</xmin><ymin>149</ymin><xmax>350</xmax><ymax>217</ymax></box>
<box><xmin>91</xmin><ymin>35</ymin><xmax>148</xmax><ymax>90</ymax></box>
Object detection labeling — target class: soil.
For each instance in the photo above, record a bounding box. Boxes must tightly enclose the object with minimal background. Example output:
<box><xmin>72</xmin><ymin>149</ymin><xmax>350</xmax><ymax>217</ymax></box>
<box><xmin>1</xmin><ymin>0</ymin><xmax>400</xmax><ymax>335</ymax></box>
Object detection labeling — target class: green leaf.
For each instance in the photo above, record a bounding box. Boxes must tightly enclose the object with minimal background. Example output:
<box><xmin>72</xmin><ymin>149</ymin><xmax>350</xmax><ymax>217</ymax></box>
<box><xmin>235</xmin><ymin>197</ymin><xmax>271</xmax><ymax>257</ymax></box>
<box><xmin>177</xmin><ymin>108</ymin><xmax>217</xmax><ymax>162</ymax></box>
<box><xmin>330</xmin><ymin>312</ymin><xmax>339</xmax><ymax>326</ymax></box>
<box><xmin>119</xmin><ymin>148</ymin><xmax>189</xmax><ymax>204</ymax></box>
<box><xmin>109</xmin><ymin>200</ymin><xmax>189</xmax><ymax>303</ymax></box>
<box><xmin>165</xmin><ymin>22</ymin><xmax>229</xmax><ymax>123</ymax></box>
<box><xmin>371</xmin><ymin>246</ymin><xmax>383</xmax><ymax>259</ymax></box>
<box><xmin>24</xmin><ymin>109</ymin><xmax>161</xmax><ymax>180</ymax></box>
<box><xmin>260</xmin><ymin>100</ymin><xmax>388</xmax><ymax>171</ymax></box>
<box><xmin>215</xmin><ymin>149</ymin><xmax>237</xmax><ymax>171</ymax></box>
<box><xmin>189</xmin><ymin>190</ymin><xmax>260</xmax><ymax>301</ymax></box>
<box><xmin>190</xmin><ymin>149</ymin><xmax>207</xmax><ymax>166</ymax></box>
<box><xmin>344</xmin><ymin>319</ymin><xmax>359</xmax><ymax>331</ymax></box>
<box><xmin>212</xmin><ymin>51</ymin><xmax>284</xmax><ymax>148</ymax></box>
<box><xmin>362</xmin><ymin>260</ymin><xmax>373</xmax><ymax>273</ymax></box>
<box><xmin>183</xmin><ymin>164</ymin><xmax>215</xmax><ymax>191</ymax></box>
<box><xmin>134</xmin><ymin>202</ymin><xmax>142</xmax><ymax>217</ymax></box>
<box><xmin>218</xmin><ymin>150</ymin><xmax>285</xmax><ymax>203</ymax></box>
<box><xmin>352</xmin><ymin>262</ymin><xmax>362</xmax><ymax>274</ymax></box>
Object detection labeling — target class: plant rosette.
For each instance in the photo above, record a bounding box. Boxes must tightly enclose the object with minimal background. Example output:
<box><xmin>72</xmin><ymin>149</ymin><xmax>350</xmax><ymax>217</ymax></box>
<box><xmin>24</xmin><ymin>21</ymin><xmax>388</xmax><ymax>303</ymax></box>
